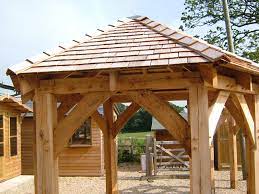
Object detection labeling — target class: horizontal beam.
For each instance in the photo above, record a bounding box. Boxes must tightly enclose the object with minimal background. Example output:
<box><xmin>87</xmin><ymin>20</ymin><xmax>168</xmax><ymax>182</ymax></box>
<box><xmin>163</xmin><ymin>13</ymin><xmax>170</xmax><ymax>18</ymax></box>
<box><xmin>207</xmin><ymin>74</ymin><xmax>259</xmax><ymax>94</ymax></box>
<box><xmin>111</xmin><ymin>90</ymin><xmax>188</xmax><ymax>103</ymax></box>
<box><xmin>39</xmin><ymin>72</ymin><xmax>201</xmax><ymax>94</ymax></box>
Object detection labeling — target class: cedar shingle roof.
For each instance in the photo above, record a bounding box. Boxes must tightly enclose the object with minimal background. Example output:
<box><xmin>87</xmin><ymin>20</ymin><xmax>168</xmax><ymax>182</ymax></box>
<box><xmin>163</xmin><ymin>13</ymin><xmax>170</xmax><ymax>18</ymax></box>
<box><xmin>7</xmin><ymin>15</ymin><xmax>259</xmax><ymax>76</ymax></box>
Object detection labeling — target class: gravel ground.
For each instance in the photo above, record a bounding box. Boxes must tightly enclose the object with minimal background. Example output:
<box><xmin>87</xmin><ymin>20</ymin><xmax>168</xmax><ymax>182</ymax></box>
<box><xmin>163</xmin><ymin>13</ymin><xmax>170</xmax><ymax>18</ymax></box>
<box><xmin>1</xmin><ymin>164</ymin><xmax>246</xmax><ymax>194</ymax></box>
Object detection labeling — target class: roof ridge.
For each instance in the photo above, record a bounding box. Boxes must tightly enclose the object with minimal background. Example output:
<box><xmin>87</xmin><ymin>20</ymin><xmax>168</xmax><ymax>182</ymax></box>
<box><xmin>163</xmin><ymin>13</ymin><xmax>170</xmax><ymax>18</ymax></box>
<box><xmin>6</xmin><ymin>17</ymin><xmax>134</xmax><ymax>75</ymax></box>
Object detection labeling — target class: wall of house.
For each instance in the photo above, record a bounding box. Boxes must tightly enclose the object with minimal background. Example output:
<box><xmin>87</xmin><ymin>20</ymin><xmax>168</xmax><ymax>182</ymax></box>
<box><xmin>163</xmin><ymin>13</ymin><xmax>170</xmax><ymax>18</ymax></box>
<box><xmin>21</xmin><ymin>117</ymin><xmax>104</xmax><ymax>176</ymax></box>
<box><xmin>0</xmin><ymin>106</ymin><xmax>21</xmax><ymax>181</ymax></box>
<box><xmin>21</xmin><ymin>117</ymin><xmax>33</xmax><ymax>175</ymax></box>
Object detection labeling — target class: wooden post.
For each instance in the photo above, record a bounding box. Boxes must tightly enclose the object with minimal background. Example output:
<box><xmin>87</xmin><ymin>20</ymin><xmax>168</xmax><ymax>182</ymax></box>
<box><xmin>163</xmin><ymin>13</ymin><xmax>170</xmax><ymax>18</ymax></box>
<box><xmin>238</xmin><ymin>131</ymin><xmax>247</xmax><ymax>180</ymax></box>
<box><xmin>34</xmin><ymin>91</ymin><xmax>59</xmax><ymax>194</ymax></box>
<box><xmin>153</xmin><ymin>136</ymin><xmax>157</xmax><ymax>176</ymax></box>
<box><xmin>246</xmin><ymin>95</ymin><xmax>259</xmax><ymax>194</ymax></box>
<box><xmin>246</xmin><ymin>138</ymin><xmax>254</xmax><ymax>194</ymax></box>
<box><xmin>103</xmin><ymin>99</ymin><xmax>118</xmax><ymax>194</ymax></box>
<box><xmin>189</xmin><ymin>85</ymin><xmax>212</xmax><ymax>194</ymax></box>
<box><xmin>228</xmin><ymin>117</ymin><xmax>238</xmax><ymax>189</ymax></box>
<box><xmin>145</xmin><ymin>135</ymin><xmax>153</xmax><ymax>177</ymax></box>
<box><xmin>210</xmin><ymin>145</ymin><xmax>215</xmax><ymax>193</ymax></box>
<box><xmin>32</xmin><ymin>101</ymin><xmax>38</xmax><ymax>194</ymax></box>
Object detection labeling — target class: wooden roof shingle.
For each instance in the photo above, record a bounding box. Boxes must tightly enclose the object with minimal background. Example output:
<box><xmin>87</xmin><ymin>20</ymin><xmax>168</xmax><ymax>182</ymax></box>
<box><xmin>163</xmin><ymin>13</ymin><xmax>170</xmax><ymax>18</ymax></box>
<box><xmin>6</xmin><ymin>16</ymin><xmax>259</xmax><ymax>76</ymax></box>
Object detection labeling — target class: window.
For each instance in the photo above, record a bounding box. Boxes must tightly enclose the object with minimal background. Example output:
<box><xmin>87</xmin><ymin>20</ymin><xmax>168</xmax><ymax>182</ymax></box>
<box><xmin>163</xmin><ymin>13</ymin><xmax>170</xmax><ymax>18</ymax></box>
<box><xmin>69</xmin><ymin>118</ymin><xmax>92</xmax><ymax>146</ymax></box>
<box><xmin>10</xmin><ymin>117</ymin><xmax>17</xmax><ymax>156</ymax></box>
<box><xmin>0</xmin><ymin>115</ymin><xmax>3</xmax><ymax>157</ymax></box>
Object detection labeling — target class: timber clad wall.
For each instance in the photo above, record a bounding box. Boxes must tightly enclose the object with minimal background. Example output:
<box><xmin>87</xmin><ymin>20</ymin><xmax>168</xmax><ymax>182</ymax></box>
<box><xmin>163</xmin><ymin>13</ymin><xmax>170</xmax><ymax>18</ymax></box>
<box><xmin>21</xmin><ymin>117</ymin><xmax>33</xmax><ymax>174</ymax></box>
<box><xmin>0</xmin><ymin>110</ymin><xmax>21</xmax><ymax>181</ymax></box>
<box><xmin>59</xmin><ymin>121</ymin><xmax>104</xmax><ymax>176</ymax></box>
<box><xmin>21</xmin><ymin>117</ymin><xmax>104</xmax><ymax>176</ymax></box>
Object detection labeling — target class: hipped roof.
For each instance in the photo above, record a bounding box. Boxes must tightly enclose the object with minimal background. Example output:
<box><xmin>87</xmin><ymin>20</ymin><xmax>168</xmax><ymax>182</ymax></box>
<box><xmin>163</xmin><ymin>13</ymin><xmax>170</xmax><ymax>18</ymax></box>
<box><xmin>0</xmin><ymin>95</ymin><xmax>32</xmax><ymax>113</ymax></box>
<box><xmin>6</xmin><ymin>15</ymin><xmax>259</xmax><ymax>76</ymax></box>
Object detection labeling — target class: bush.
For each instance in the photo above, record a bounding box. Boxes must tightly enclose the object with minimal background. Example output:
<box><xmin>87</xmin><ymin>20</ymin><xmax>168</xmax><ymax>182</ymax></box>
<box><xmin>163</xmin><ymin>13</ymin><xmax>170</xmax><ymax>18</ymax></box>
<box><xmin>118</xmin><ymin>137</ymin><xmax>145</xmax><ymax>163</ymax></box>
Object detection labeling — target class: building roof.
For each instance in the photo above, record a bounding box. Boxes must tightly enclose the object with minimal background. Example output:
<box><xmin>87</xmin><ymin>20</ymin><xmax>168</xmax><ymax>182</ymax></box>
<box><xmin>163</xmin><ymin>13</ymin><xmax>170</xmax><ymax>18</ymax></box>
<box><xmin>6</xmin><ymin>15</ymin><xmax>259</xmax><ymax>77</ymax></box>
<box><xmin>151</xmin><ymin>111</ymin><xmax>188</xmax><ymax>130</ymax></box>
<box><xmin>0</xmin><ymin>95</ymin><xmax>32</xmax><ymax>113</ymax></box>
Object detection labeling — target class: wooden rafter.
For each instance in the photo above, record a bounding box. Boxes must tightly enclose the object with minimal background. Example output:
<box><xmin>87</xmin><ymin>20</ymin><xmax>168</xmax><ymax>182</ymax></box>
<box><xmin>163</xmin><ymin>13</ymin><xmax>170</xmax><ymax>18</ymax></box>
<box><xmin>54</xmin><ymin>92</ymin><xmax>111</xmax><ymax>156</ymax></box>
<box><xmin>112</xmin><ymin>102</ymin><xmax>140</xmax><ymax>137</ymax></box>
<box><xmin>128</xmin><ymin>90</ymin><xmax>190</xmax><ymax>154</ymax></box>
<box><xmin>208</xmin><ymin>91</ymin><xmax>230</xmax><ymax>144</ymax></box>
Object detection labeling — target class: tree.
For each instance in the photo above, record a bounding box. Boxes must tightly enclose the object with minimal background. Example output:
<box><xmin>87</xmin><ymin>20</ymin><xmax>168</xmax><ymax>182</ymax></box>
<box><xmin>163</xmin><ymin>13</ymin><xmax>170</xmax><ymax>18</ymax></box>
<box><xmin>118</xmin><ymin>103</ymin><xmax>185</xmax><ymax>133</ymax></box>
<box><xmin>181</xmin><ymin>0</ymin><xmax>259</xmax><ymax>62</ymax></box>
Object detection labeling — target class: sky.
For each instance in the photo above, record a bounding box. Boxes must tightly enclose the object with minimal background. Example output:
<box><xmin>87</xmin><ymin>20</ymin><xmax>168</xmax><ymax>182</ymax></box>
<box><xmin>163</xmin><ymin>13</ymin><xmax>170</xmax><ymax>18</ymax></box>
<box><xmin>0</xmin><ymin>0</ymin><xmax>188</xmax><ymax>85</ymax></box>
<box><xmin>0</xmin><ymin>0</ymin><xmax>191</xmax><ymax>105</ymax></box>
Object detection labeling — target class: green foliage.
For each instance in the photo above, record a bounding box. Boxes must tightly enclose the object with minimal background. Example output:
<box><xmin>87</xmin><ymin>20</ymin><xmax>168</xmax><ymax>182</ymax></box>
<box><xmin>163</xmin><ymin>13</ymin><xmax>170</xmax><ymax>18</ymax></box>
<box><xmin>117</xmin><ymin>103</ymin><xmax>185</xmax><ymax>133</ymax></box>
<box><xmin>170</xmin><ymin>103</ymin><xmax>185</xmax><ymax>113</ymax></box>
<box><xmin>181</xmin><ymin>0</ymin><xmax>259</xmax><ymax>62</ymax></box>
<box><xmin>121</xmin><ymin>105</ymin><xmax>152</xmax><ymax>133</ymax></box>
<box><xmin>118</xmin><ymin>137</ymin><xmax>145</xmax><ymax>163</ymax></box>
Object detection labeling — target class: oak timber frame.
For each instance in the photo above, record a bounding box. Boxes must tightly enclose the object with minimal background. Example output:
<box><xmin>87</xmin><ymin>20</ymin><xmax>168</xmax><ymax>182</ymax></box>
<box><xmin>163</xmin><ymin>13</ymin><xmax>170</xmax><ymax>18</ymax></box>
<box><xmin>18</xmin><ymin>64</ymin><xmax>259</xmax><ymax>194</ymax></box>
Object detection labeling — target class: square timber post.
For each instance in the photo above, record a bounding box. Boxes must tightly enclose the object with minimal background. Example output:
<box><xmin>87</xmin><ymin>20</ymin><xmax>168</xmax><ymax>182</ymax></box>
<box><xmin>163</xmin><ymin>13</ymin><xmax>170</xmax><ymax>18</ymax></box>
<box><xmin>189</xmin><ymin>85</ymin><xmax>213</xmax><ymax>194</ymax></box>
<box><xmin>34</xmin><ymin>90</ymin><xmax>59</xmax><ymax>194</ymax></box>
<box><xmin>246</xmin><ymin>94</ymin><xmax>259</xmax><ymax>194</ymax></box>
<box><xmin>103</xmin><ymin>99</ymin><xmax>118</xmax><ymax>194</ymax></box>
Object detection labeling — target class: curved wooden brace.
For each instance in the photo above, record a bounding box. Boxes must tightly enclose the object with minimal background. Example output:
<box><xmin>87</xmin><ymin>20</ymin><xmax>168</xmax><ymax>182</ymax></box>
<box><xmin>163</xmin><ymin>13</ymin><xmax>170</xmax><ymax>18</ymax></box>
<box><xmin>208</xmin><ymin>91</ymin><xmax>230</xmax><ymax>144</ymax></box>
<box><xmin>128</xmin><ymin>90</ymin><xmax>190</xmax><ymax>154</ymax></box>
<box><xmin>54</xmin><ymin>92</ymin><xmax>111</xmax><ymax>156</ymax></box>
<box><xmin>112</xmin><ymin>102</ymin><xmax>140</xmax><ymax>137</ymax></box>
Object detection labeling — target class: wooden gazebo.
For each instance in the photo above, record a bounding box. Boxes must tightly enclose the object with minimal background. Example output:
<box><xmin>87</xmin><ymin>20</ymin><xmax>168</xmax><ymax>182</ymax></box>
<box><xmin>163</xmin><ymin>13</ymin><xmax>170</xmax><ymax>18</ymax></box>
<box><xmin>6</xmin><ymin>16</ymin><xmax>259</xmax><ymax>194</ymax></box>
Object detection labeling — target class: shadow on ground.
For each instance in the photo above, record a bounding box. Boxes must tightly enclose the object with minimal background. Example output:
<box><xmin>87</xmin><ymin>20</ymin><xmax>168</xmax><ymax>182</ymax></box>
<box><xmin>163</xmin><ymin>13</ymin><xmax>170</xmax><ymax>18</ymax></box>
<box><xmin>119</xmin><ymin>184</ymin><xmax>189</xmax><ymax>194</ymax></box>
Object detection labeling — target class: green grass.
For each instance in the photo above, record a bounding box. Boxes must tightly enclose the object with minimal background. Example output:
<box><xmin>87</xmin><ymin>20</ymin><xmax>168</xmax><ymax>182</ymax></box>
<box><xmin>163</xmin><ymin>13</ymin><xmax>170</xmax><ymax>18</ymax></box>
<box><xmin>118</xmin><ymin>131</ymin><xmax>153</xmax><ymax>139</ymax></box>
